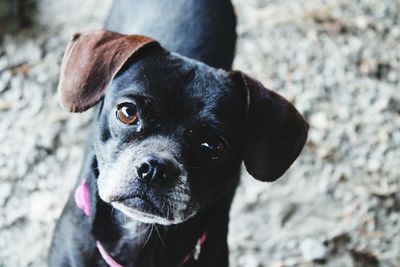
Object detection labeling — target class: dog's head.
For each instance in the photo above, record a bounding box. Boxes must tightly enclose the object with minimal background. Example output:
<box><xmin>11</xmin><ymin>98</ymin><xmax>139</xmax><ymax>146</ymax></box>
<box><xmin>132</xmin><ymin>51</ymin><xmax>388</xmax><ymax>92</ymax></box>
<box><xmin>58</xmin><ymin>30</ymin><xmax>308</xmax><ymax>225</ymax></box>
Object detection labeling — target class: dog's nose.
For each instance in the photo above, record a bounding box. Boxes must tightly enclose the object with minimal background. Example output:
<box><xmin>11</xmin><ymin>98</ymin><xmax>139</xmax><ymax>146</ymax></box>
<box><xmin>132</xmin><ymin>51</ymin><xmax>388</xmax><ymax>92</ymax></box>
<box><xmin>136</xmin><ymin>156</ymin><xmax>179</xmax><ymax>184</ymax></box>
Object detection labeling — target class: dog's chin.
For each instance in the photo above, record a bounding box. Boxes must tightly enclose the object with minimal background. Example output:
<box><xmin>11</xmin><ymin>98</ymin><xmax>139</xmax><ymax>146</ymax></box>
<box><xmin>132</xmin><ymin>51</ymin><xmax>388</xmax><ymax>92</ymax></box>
<box><xmin>112</xmin><ymin>202</ymin><xmax>182</xmax><ymax>225</ymax></box>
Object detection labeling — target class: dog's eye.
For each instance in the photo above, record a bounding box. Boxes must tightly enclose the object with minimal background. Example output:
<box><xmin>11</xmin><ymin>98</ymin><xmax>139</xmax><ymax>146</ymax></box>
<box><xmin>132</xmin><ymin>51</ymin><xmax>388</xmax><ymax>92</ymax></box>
<box><xmin>200</xmin><ymin>136</ymin><xmax>227</xmax><ymax>160</ymax></box>
<box><xmin>116</xmin><ymin>103</ymin><xmax>139</xmax><ymax>125</ymax></box>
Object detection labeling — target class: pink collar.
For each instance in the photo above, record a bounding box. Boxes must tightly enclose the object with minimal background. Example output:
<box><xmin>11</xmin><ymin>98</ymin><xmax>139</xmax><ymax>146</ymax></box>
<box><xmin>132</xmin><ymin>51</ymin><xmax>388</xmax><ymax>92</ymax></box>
<box><xmin>74</xmin><ymin>179</ymin><xmax>207</xmax><ymax>267</ymax></box>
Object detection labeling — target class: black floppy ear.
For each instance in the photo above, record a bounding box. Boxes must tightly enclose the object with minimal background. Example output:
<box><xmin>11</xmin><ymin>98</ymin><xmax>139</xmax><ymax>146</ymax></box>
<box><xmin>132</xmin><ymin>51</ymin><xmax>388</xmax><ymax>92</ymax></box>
<box><xmin>233</xmin><ymin>71</ymin><xmax>309</xmax><ymax>182</ymax></box>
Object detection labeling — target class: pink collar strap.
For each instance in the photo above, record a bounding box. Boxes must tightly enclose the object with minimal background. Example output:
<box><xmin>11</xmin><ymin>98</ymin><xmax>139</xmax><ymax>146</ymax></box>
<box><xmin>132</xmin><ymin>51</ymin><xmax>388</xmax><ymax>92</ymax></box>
<box><xmin>74</xmin><ymin>179</ymin><xmax>207</xmax><ymax>267</ymax></box>
<box><xmin>74</xmin><ymin>179</ymin><xmax>91</xmax><ymax>216</ymax></box>
<box><xmin>96</xmin><ymin>241</ymin><xmax>125</xmax><ymax>267</ymax></box>
<box><xmin>178</xmin><ymin>232</ymin><xmax>207</xmax><ymax>266</ymax></box>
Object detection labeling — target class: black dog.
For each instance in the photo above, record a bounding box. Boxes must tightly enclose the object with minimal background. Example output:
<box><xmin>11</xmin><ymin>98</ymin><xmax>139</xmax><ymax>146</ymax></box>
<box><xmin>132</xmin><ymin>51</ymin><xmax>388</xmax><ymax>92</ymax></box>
<box><xmin>49</xmin><ymin>0</ymin><xmax>308</xmax><ymax>266</ymax></box>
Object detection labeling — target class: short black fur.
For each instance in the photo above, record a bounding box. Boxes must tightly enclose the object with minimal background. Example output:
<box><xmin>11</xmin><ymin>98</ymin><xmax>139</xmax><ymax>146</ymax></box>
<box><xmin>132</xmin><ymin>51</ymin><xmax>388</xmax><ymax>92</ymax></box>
<box><xmin>49</xmin><ymin>1</ymin><xmax>308</xmax><ymax>266</ymax></box>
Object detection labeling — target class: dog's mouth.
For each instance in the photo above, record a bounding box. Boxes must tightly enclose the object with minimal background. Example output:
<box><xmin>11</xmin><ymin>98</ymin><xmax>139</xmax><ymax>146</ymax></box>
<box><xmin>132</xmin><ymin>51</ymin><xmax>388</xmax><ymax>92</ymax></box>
<box><xmin>111</xmin><ymin>196</ymin><xmax>175</xmax><ymax>225</ymax></box>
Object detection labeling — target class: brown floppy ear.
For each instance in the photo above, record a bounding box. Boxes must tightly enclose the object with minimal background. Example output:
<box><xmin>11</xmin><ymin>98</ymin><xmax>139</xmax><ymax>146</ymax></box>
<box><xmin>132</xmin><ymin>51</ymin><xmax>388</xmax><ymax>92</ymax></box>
<box><xmin>233</xmin><ymin>71</ymin><xmax>309</xmax><ymax>182</ymax></box>
<box><xmin>58</xmin><ymin>30</ymin><xmax>157</xmax><ymax>113</ymax></box>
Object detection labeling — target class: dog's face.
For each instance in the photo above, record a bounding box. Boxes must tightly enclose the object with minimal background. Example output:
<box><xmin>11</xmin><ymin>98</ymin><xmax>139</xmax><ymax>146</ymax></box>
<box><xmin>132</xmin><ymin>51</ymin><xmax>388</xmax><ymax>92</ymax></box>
<box><xmin>58</xmin><ymin>30</ymin><xmax>308</xmax><ymax>225</ymax></box>
<box><xmin>95</xmin><ymin>48</ymin><xmax>246</xmax><ymax>224</ymax></box>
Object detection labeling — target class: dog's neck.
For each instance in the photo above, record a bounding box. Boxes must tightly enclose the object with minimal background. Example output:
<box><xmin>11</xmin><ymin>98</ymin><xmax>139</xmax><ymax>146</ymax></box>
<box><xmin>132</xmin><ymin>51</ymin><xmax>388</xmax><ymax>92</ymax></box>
<box><xmin>86</xmin><ymin>157</ymin><xmax>239</xmax><ymax>267</ymax></box>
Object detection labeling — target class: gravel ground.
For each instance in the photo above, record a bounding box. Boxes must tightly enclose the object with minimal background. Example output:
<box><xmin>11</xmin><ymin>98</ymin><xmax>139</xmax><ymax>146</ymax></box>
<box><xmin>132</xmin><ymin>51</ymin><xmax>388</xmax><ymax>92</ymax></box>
<box><xmin>0</xmin><ymin>0</ymin><xmax>399</xmax><ymax>266</ymax></box>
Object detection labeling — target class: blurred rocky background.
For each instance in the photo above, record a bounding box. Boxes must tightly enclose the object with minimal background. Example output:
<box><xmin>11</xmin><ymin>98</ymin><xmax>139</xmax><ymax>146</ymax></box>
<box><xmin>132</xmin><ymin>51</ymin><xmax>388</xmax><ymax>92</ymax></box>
<box><xmin>0</xmin><ymin>0</ymin><xmax>399</xmax><ymax>266</ymax></box>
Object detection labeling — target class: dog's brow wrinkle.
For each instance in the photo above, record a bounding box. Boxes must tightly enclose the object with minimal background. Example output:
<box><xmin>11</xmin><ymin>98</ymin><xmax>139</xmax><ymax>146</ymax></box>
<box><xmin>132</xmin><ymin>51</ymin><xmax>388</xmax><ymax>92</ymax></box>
<box><xmin>120</xmin><ymin>92</ymin><xmax>153</xmax><ymax>99</ymax></box>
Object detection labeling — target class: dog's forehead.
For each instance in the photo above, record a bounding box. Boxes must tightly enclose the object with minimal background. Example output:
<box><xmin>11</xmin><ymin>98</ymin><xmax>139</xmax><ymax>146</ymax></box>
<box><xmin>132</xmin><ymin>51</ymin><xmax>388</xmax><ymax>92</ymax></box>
<box><xmin>110</xmin><ymin>51</ymin><xmax>243</xmax><ymax>121</ymax></box>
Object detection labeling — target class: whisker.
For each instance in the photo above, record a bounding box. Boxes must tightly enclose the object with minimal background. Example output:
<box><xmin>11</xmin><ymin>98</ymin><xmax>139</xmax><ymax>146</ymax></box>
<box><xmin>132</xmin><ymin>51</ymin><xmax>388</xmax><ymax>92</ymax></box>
<box><xmin>143</xmin><ymin>224</ymin><xmax>154</xmax><ymax>247</ymax></box>
<box><xmin>154</xmin><ymin>224</ymin><xmax>168</xmax><ymax>249</ymax></box>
